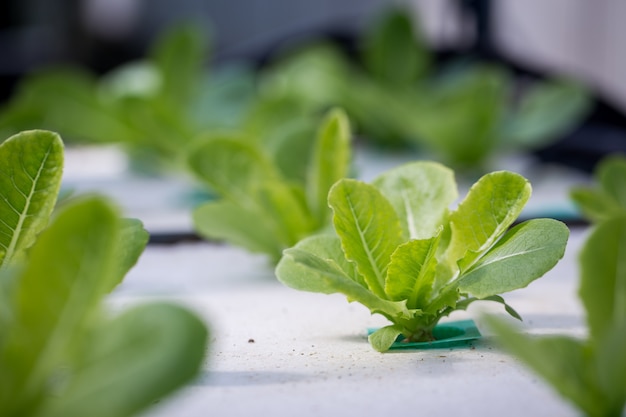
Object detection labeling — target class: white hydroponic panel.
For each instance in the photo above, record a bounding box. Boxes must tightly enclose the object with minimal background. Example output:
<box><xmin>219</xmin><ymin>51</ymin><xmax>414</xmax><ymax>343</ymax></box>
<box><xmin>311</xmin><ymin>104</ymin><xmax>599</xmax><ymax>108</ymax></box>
<box><xmin>111</xmin><ymin>227</ymin><xmax>589</xmax><ymax>417</ymax></box>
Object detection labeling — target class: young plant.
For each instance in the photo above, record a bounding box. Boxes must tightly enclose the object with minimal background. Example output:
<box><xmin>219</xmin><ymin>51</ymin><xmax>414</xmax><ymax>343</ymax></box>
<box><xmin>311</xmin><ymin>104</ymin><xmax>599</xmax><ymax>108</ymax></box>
<box><xmin>257</xmin><ymin>6</ymin><xmax>591</xmax><ymax>166</ymax></box>
<box><xmin>0</xmin><ymin>130</ymin><xmax>209</xmax><ymax>417</ymax></box>
<box><xmin>276</xmin><ymin>161</ymin><xmax>569</xmax><ymax>352</ymax></box>
<box><xmin>570</xmin><ymin>154</ymin><xmax>626</xmax><ymax>222</ymax></box>
<box><xmin>0</xmin><ymin>24</ymin><xmax>255</xmax><ymax>173</ymax></box>
<box><xmin>188</xmin><ymin>108</ymin><xmax>351</xmax><ymax>263</ymax></box>
<box><xmin>254</xmin><ymin>6</ymin><xmax>432</xmax><ymax>148</ymax></box>
<box><xmin>487</xmin><ymin>215</ymin><xmax>626</xmax><ymax>417</ymax></box>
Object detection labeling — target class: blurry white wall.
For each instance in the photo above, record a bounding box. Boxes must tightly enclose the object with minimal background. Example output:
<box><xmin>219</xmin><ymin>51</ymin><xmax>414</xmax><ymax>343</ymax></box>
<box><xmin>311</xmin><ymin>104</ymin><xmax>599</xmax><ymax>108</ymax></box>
<box><xmin>494</xmin><ymin>0</ymin><xmax>626</xmax><ymax>113</ymax></box>
<box><xmin>409</xmin><ymin>0</ymin><xmax>626</xmax><ymax>112</ymax></box>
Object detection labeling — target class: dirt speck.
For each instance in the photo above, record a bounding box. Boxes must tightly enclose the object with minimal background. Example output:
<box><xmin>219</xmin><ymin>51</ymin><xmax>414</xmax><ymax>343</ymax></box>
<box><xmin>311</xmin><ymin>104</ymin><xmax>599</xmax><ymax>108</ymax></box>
<box><xmin>248</xmin><ymin>338</ymin><xmax>255</xmax><ymax>343</ymax></box>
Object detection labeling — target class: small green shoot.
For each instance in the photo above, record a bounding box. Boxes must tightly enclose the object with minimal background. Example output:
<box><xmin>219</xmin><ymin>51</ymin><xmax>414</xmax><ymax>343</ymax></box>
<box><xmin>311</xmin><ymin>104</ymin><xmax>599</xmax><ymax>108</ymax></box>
<box><xmin>487</xmin><ymin>215</ymin><xmax>626</xmax><ymax>417</ymax></box>
<box><xmin>188</xmin><ymin>108</ymin><xmax>351</xmax><ymax>263</ymax></box>
<box><xmin>276</xmin><ymin>161</ymin><xmax>569</xmax><ymax>352</ymax></box>
<box><xmin>571</xmin><ymin>154</ymin><xmax>626</xmax><ymax>222</ymax></box>
<box><xmin>0</xmin><ymin>130</ymin><xmax>209</xmax><ymax>416</ymax></box>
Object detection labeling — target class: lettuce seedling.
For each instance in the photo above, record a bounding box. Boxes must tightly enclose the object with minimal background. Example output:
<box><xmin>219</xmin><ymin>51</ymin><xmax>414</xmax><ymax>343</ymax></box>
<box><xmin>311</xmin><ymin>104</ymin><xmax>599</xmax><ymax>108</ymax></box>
<box><xmin>571</xmin><ymin>154</ymin><xmax>626</xmax><ymax>222</ymax></box>
<box><xmin>257</xmin><ymin>6</ymin><xmax>591</xmax><ymax>165</ymax></box>
<box><xmin>255</xmin><ymin>7</ymin><xmax>432</xmax><ymax>148</ymax></box>
<box><xmin>487</xmin><ymin>215</ymin><xmax>626</xmax><ymax>417</ymax></box>
<box><xmin>0</xmin><ymin>24</ymin><xmax>255</xmax><ymax>173</ymax></box>
<box><xmin>0</xmin><ymin>197</ymin><xmax>209</xmax><ymax>417</ymax></box>
<box><xmin>0</xmin><ymin>131</ymin><xmax>209</xmax><ymax>417</ymax></box>
<box><xmin>276</xmin><ymin>161</ymin><xmax>569</xmax><ymax>352</ymax></box>
<box><xmin>0</xmin><ymin>130</ymin><xmax>63</xmax><ymax>267</ymax></box>
<box><xmin>188</xmin><ymin>108</ymin><xmax>351</xmax><ymax>263</ymax></box>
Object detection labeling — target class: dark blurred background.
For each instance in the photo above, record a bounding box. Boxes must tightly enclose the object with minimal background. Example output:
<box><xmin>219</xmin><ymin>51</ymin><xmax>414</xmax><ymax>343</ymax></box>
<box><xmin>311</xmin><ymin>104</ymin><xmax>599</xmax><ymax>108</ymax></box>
<box><xmin>0</xmin><ymin>0</ymin><xmax>389</xmax><ymax>93</ymax></box>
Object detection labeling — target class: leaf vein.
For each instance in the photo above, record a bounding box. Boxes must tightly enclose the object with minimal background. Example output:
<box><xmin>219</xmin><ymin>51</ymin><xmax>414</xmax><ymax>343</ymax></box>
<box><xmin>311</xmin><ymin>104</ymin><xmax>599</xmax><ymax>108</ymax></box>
<box><xmin>1</xmin><ymin>141</ymin><xmax>55</xmax><ymax>267</ymax></box>
<box><xmin>471</xmin><ymin>247</ymin><xmax>545</xmax><ymax>271</ymax></box>
<box><xmin>346</xmin><ymin>193</ymin><xmax>385</xmax><ymax>295</ymax></box>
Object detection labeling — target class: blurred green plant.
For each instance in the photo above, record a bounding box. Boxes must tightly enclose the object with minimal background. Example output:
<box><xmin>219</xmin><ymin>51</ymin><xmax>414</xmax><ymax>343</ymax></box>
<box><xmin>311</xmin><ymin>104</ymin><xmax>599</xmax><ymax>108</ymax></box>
<box><xmin>258</xmin><ymin>7</ymin><xmax>592</xmax><ymax>171</ymax></box>
<box><xmin>409</xmin><ymin>65</ymin><xmax>592</xmax><ymax>170</ymax></box>
<box><xmin>276</xmin><ymin>161</ymin><xmax>569</xmax><ymax>352</ymax></box>
<box><xmin>361</xmin><ymin>7</ymin><xmax>431</xmax><ymax>88</ymax></box>
<box><xmin>188</xmin><ymin>108</ymin><xmax>351</xmax><ymax>263</ymax></box>
<box><xmin>0</xmin><ymin>8</ymin><xmax>591</xmax><ymax>175</ymax></box>
<box><xmin>0</xmin><ymin>130</ymin><xmax>209</xmax><ymax>416</ymax></box>
<box><xmin>571</xmin><ymin>154</ymin><xmax>626</xmax><ymax>222</ymax></box>
<box><xmin>0</xmin><ymin>24</ymin><xmax>256</xmax><ymax>173</ymax></box>
<box><xmin>487</xmin><ymin>215</ymin><xmax>626</xmax><ymax>417</ymax></box>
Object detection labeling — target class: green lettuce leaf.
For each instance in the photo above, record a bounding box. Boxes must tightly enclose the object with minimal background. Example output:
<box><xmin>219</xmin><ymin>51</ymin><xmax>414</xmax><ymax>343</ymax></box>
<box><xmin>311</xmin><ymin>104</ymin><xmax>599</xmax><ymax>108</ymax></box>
<box><xmin>506</xmin><ymin>80</ymin><xmax>591</xmax><ymax>148</ymax></box>
<box><xmin>487</xmin><ymin>213</ymin><xmax>626</xmax><ymax>417</ymax></box>
<box><xmin>448</xmin><ymin>170</ymin><xmax>531</xmax><ymax>269</ymax></box>
<box><xmin>0</xmin><ymin>131</ymin><xmax>63</xmax><ymax>269</ymax></box>
<box><xmin>192</xmin><ymin>199</ymin><xmax>282</xmax><ymax>258</ymax></box>
<box><xmin>329</xmin><ymin>179</ymin><xmax>403</xmax><ymax>298</ymax></box>
<box><xmin>187</xmin><ymin>136</ymin><xmax>280</xmax><ymax>200</ymax></box>
<box><xmin>373</xmin><ymin>161</ymin><xmax>456</xmax><ymax>240</ymax></box>
<box><xmin>264</xmin><ymin>117</ymin><xmax>317</xmax><ymax>184</ymax></box>
<box><xmin>40</xmin><ymin>303</ymin><xmax>208</xmax><ymax>417</ymax></box>
<box><xmin>458</xmin><ymin>219</ymin><xmax>569</xmax><ymax>298</ymax></box>
<box><xmin>0</xmin><ymin>198</ymin><xmax>119</xmax><ymax>414</ymax></box>
<box><xmin>0</xmin><ymin>70</ymin><xmax>134</xmax><ymax>144</ymax></box>
<box><xmin>597</xmin><ymin>155</ymin><xmax>626</xmax><ymax>209</ymax></box>
<box><xmin>411</xmin><ymin>66</ymin><xmax>508</xmax><ymax>168</ymax></box>
<box><xmin>276</xmin><ymin>234</ymin><xmax>410</xmax><ymax>321</ymax></box>
<box><xmin>368</xmin><ymin>325</ymin><xmax>404</xmax><ymax>353</ymax></box>
<box><xmin>306</xmin><ymin>108</ymin><xmax>351</xmax><ymax>226</ymax></box>
<box><xmin>570</xmin><ymin>187</ymin><xmax>624</xmax><ymax>223</ymax></box>
<box><xmin>362</xmin><ymin>7</ymin><xmax>430</xmax><ymax>87</ymax></box>
<box><xmin>0</xmin><ymin>193</ymin><xmax>208</xmax><ymax>417</ymax></box>
<box><xmin>255</xmin><ymin>182</ymin><xmax>315</xmax><ymax>250</ymax></box>
<box><xmin>109</xmin><ymin>219</ymin><xmax>150</xmax><ymax>292</ymax></box>
<box><xmin>149</xmin><ymin>23</ymin><xmax>208</xmax><ymax>106</ymax></box>
<box><xmin>594</xmin><ymin>320</ymin><xmax>626</xmax><ymax>415</ymax></box>
<box><xmin>579</xmin><ymin>215</ymin><xmax>626</xmax><ymax>341</ymax></box>
<box><xmin>385</xmin><ymin>234</ymin><xmax>441</xmax><ymax>308</ymax></box>
<box><xmin>571</xmin><ymin>155</ymin><xmax>626</xmax><ymax>223</ymax></box>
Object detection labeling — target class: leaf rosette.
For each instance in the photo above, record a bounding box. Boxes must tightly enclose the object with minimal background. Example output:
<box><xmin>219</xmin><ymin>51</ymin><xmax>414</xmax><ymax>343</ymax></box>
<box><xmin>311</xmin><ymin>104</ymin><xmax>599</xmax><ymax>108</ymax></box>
<box><xmin>277</xmin><ymin>161</ymin><xmax>569</xmax><ymax>352</ymax></box>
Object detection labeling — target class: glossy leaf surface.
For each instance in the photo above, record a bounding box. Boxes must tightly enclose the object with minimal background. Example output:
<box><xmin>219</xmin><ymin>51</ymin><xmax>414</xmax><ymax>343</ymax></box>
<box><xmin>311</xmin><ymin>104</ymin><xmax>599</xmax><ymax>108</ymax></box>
<box><xmin>373</xmin><ymin>161</ymin><xmax>456</xmax><ymax>240</ymax></box>
<box><xmin>449</xmin><ymin>171</ymin><xmax>531</xmax><ymax>269</ymax></box>
<box><xmin>329</xmin><ymin>179</ymin><xmax>403</xmax><ymax>298</ymax></box>
<box><xmin>459</xmin><ymin>219</ymin><xmax>569</xmax><ymax>298</ymax></box>
<box><xmin>277</xmin><ymin>234</ymin><xmax>410</xmax><ymax>321</ymax></box>
<box><xmin>0</xmin><ymin>131</ymin><xmax>63</xmax><ymax>268</ymax></box>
